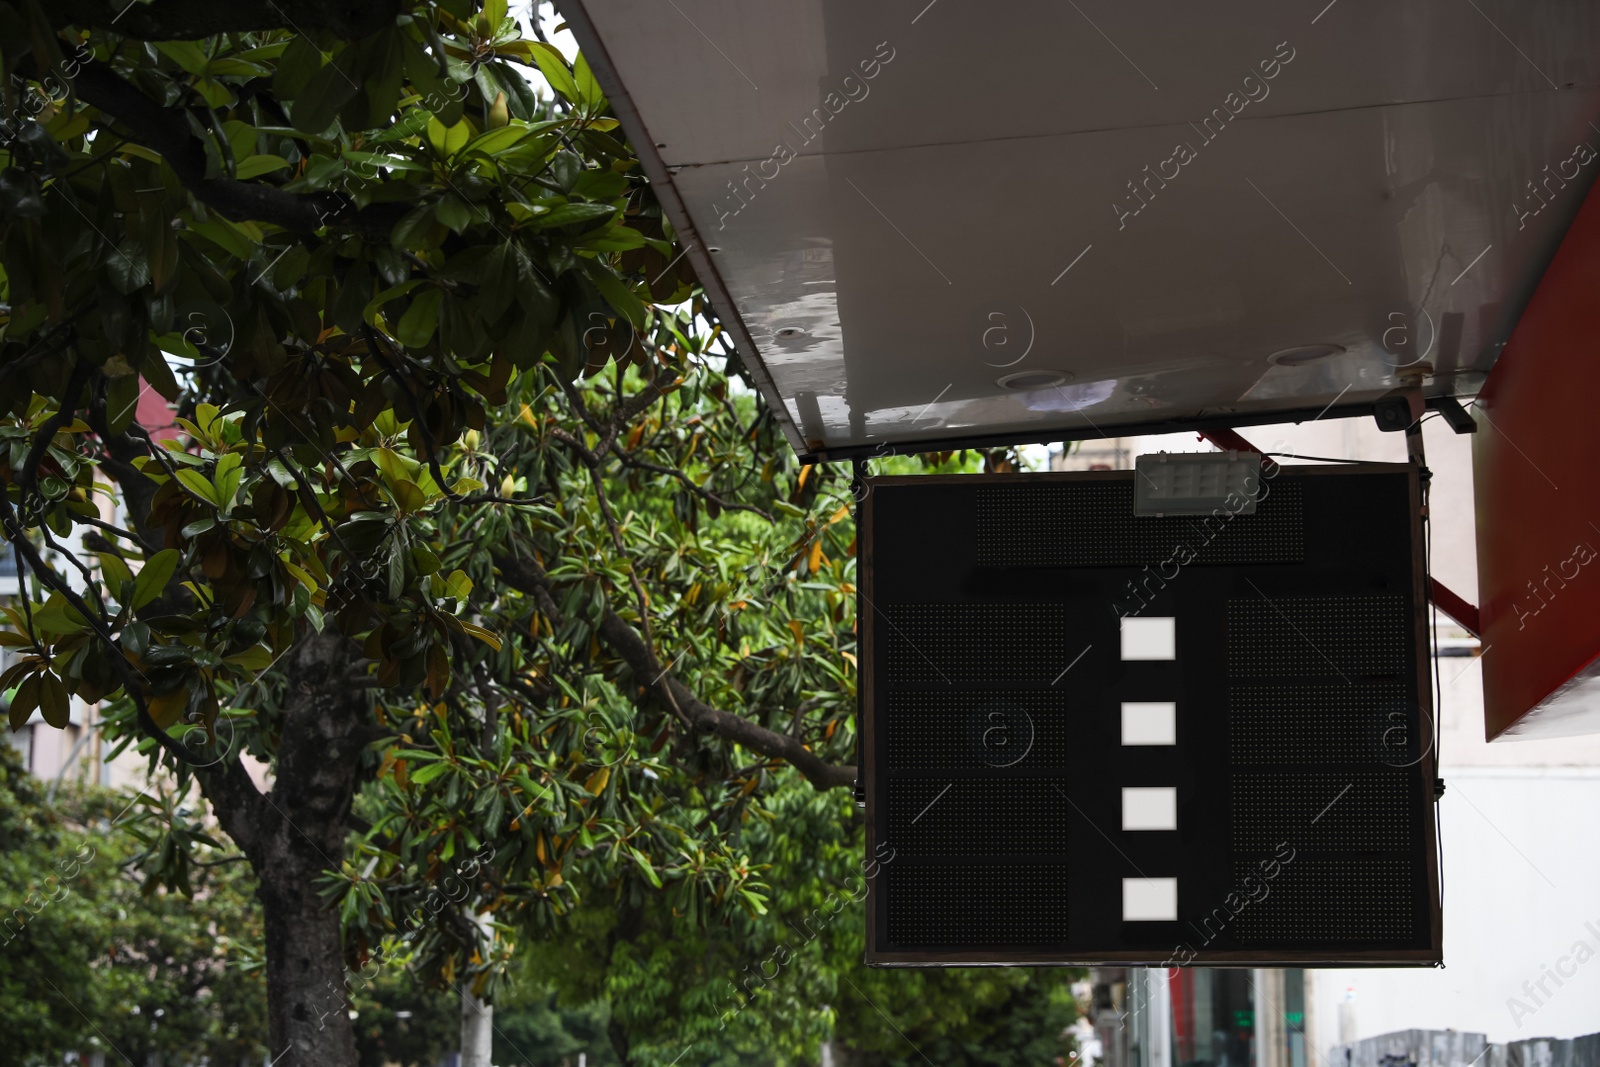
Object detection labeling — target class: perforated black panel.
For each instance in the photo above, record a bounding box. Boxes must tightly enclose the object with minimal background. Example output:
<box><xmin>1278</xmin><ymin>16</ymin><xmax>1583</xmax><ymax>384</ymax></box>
<box><xmin>1227</xmin><ymin>594</ymin><xmax>1408</xmax><ymax>677</ymax></box>
<box><xmin>886</xmin><ymin>865</ymin><xmax>1071</xmax><ymax>945</ymax></box>
<box><xmin>975</xmin><ymin>480</ymin><xmax>1303</xmax><ymax>568</ymax></box>
<box><xmin>1230</xmin><ymin>682</ymin><xmax>1413</xmax><ymax>763</ymax></box>
<box><xmin>885</xmin><ymin>604</ymin><xmax>1074</xmax><ymax>685</ymax></box>
<box><xmin>886</xmin><ymin>779</ymin><xmax>1072</xmax><ymax>854</ymax></box>
<box><xmin>864</xmin><ymin>468</ymin><xmax>1436</xmax><ymax>965</ymax></box>
<box><xmin>1232</xmin><ymin>860</ymin><xmax>1415</xmax><ymax>941</ymax></box>
<box><xmin>885</xmin><ymin>692</ymin><xmax>1074</xmax><ymax>769</ymax></box>
<box><xmin>1231</xmin><ymin>772</ymin><xmax>1412</xmax><ymax>851</ymax></box>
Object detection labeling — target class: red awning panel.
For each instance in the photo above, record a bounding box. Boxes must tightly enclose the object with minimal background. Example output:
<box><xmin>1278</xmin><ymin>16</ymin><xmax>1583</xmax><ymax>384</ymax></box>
<box><xmin>1474</xmin><ymin>176</ymin><xmax>1600</xmax><ymax>740</ymax></box>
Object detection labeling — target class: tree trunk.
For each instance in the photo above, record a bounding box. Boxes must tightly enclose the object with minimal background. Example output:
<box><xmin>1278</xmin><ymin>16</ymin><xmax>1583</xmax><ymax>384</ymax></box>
<box><xmin>607</xmin><ymin>1017</ymin><xmax>633</xmax><ymax>1067</ymax></box>
<box><xmin>260</xmin><ymin>851</ymin><xmax>360</xmax><ymax>1066</ymax></box>
<box><xmin>192</xmin><ymin>631</ymin><xmax>376</xmax><ymax>1067</ymax></box>
<box><xmin>460</xmin><ymin>908</ymin><xmax>495</xmax><ymax>1067</ymax></box>
<box><xmin>460</xmin><ymin>985</ymin><xmax>494</xmax><ymax>1067</ymax></box>
<box><xmin>104</xmin><ymin>428</ymin><xmax>377</xmax><ymax>1067</ymax></box>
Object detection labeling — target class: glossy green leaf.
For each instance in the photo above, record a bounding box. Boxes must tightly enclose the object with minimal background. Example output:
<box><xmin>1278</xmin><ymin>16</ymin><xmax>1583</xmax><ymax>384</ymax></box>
<box><xmin>529</xmin><ymin>43</ymin><xmax>579</xmax><ymax>103</ymax></box>
<box><xmin>132</xmin><ymin>550</ymin><xmax>182</xmax><ymax>610</ymax></box>
<box><xmin>235</xmin><ymin>154</ymin><xmax>292</xmax><ymax>179</ymax></box>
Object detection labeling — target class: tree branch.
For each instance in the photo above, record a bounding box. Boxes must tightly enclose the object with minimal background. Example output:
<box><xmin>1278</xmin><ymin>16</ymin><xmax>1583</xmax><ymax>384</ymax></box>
<box><xmin>608</xmin><ymin>442</ymin><xmax>774</xmax><ymax>522</ymax></box>
<box><xmin>491</xmin><ymin>550</ymin><xmax>854</xmax><ymax>790</ymax></box>
<box><xmin>192</xmin><ymin>756</ymin><xmax>269</xmax><ymax>860</ymax></box>
<box><xmin>67</xmin><ymin>59</ymin><xmax>403</xmax><ymax>237</ymax></box>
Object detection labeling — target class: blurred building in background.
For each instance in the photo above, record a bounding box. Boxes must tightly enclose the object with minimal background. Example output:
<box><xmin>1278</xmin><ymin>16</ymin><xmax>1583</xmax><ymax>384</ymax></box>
<box><xmin>1090</xmin><ymin>966</ymin><xmax>1282</xmax><ymax>1067</ymax></box>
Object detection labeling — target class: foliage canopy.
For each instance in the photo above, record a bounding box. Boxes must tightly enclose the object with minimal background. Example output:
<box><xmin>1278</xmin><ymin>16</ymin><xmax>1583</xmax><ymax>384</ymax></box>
<box><xmin>0</xmin><ymin>0</ymin><xmax>1055</xmax><ymax>1062</ymax></box>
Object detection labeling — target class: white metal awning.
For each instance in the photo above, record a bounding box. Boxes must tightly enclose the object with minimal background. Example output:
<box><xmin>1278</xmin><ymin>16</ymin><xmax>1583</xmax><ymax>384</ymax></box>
<box><xmin>563</xmin><ymin>0</ymin><xmax>1600</xmax><ymax>460</ymax></box>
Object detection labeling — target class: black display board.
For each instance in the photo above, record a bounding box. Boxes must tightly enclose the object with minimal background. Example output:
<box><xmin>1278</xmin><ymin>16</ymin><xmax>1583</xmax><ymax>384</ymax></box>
<box><xmin>860</xmin><ymin>465</ymin><xmax>1442</xmax><ymax>966</ymax></box>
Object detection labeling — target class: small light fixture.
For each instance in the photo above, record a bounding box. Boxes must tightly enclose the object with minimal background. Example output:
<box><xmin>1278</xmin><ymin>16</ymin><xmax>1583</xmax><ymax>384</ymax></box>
<box><xmin>1133</xmin><ymin>451</ymin><xmax>1263</xmax><ymax>516</ymax></box>
<box><xmin>1268</xmin><ymin>343</ymin><xmax>1345</xmax><ymax>366</ymax></box>
<box><xmin>997</xmin><ymin>369</ymin><xmax>1072</xmax><ymax>390</ymax></box>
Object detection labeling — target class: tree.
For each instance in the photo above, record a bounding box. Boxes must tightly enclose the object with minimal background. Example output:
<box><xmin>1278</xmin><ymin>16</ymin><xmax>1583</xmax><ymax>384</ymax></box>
<box><xmin>492</xmin><ymin>981</ymin><xmax>621</xmax><ymax>1067</ymax></box>
<box><xmin>512</xmin><ymin>775</ymin><xmax>1080</xmax><ymax>1067</ymax></box>
<box><xmin>347</xmin><ymin>956</ymin><xmax>460</xmax><ymax>1067</ymax></box>
<box><xmin>0</xmin><ymin>741</ymin><xmax>269</xmax><ymax>1066</ymax></box>
<box><xmin>0</xmin><ymin>2</ymin><xmax>871</xmax><ymax>1063</ymax></box>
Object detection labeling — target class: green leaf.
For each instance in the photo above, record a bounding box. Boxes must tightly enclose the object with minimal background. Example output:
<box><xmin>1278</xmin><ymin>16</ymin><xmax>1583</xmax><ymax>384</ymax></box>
<box><xmin>412</xmin><ymin>544</ymin><xmax>441</xmax><ymax>576</ymax></box>
<box><xmin>573</xmin><ymin>52</ymin><xmax>606</xmax><ymax>114</ymax></box>
<box><xmin>628</xmin><ymin>846</ymin><xmax>663</xmax><ymax>888</ymax></box>
<box><xmin>185</xmin><ymin>216</ymin><xmax>258</xmax><ymax>260</ymax></box>
<box><xmin>96</xmin><ymin>552</ymin><xmax>135</xmax><ymax>593</ymax></box>
<box><xmin>426</xmin><ymin>115</ymin><xmax>472</xmax><ymax>158</ymax></box>
<box><xmin>292</xmin><ymin>47</ymin><xmax>361</xmax><ymax>133</ymax></box>
<box><xmin>106</xmin><ymin>242</ymin><xmax>151</xmax><ymax>294</ymax></box>
<box><xmin>359</xmin><ymin>26</ymin><xmax>405</xmax><ymax>129</ymax></box>
<box><xmin>533</xmin><ymin>202</ymin><xmax>616</xmax><ymax>230</ymax></box>
<box><xmin>434</xmin><ymin>195</ymin><xmax>474</xmax><ymax>233</ymax></box>
<box><xmin>194</xmin><ymin>76</ymin><xmax>234</xmax><ymax>109</ymax></box>
<box><xmin>133</xmin><ymin>346</ymin><xmax>182</xmax><ymax>403</ymax></box>
<box><xmin>174</xmin><ymin>469</ymin><xmax>219</xmax><ymax>505</ymax></box>
<box><xmin>31</xmin><ymin>596</ymin><xmax>89</xmax><ymax>636</ymax></box>
<box><xmin>575</xmin><ymin>229</ymin><xmax>648</xmax><ymax>253</ymax></box>
<box><xmin>363</xmin><ymin>278</ymin><xmax>422</xmax><ymax>325</ymax></box>
<box><xmin>155</xmin><ymin>41</ymin><xmax>211</xmax><ymax>76</ymax></box>
<box><xmin>460</xmin><ymin>622</ymin><xmax>500</xmax><ymax>651</ymax></box>
<box><xmin>234</xmin><ymin>154</ymin><xmax>292</xmax><ymax>179</ymax></box>
<box><xmin>9</xmin><ymin>673</ymin><xmax>40</xmax><ymax>731</ymax></box>
<box><xmin>207</xmin><ymin>57</ymin><xmax>273</xmax><ymax>78</ymax></box>
<box><xmin>586</xmin><ymin>265</ymin><xmax>648</xmax><ymax>331</ymax></box>
<box><xmin>133</xmin><ymin>549</ymin><xmax>182</xmax><ymax>610</ymax></box>
<box><xmin>214</xmin><ymin>452</ymin><xmax>244</xmax><ymax>505</ymax></box>
<box><xmin>571</xmin><ymin>168</ymin><xmax>630</xmax><ymax>201</ymax></box>
<box><xmin>410</xmin><ymin>761</ymin><xmax>450</xmax><ymax>786</ymax></box>
<box><xmin>395</xmin><ymin>288</ymin><xmax>444</xmax><ymax>347</ymax></box>
<box><xmin>371</xmin><ymin>447</ymin><xmax>414</xmax><ymax>491</ymax></box>
<box><xmin>38</xmin><ymin>673</ymin><xmax>70</xmax><ymax>728</ymax></box>
<box><xmin>343</xmin><ymin>150</ymin><xmax>430</xmax><ymax>175</ymax></box>
<box><xmin>265</xmin><ymin>458</ymin><xmax>299</xmax><ymax>490</ymax></box>
<box><xmin>530</xmin><ymin>43</ymin><xmax>579</xmax><ymax>103</ymax></box>
<box><xmin>443</xmin><ymin>569</ymin><xmax>473</xmax><ymax>601</ymax></box>
<box><xmin>224</xmin><ymin>645</ymin><xmax>275</xmax><ymax>670</ymax></box>
<box><xmin>390</xmin><ymin>478</ymin><xmax>427</xmax><ymax>513</ymax></box>
<box><xmin>461</xmin><ymin>125</ymin><xmax>529</xmax><ymax>159</ymax></box>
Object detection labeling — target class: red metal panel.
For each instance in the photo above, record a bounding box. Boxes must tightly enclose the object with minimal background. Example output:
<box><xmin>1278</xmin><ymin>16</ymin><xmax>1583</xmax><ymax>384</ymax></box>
<box><xmin>1428</xmin><ymin>580</ymin><xmax>1480</xmax><ymax>640</ymax></box>
<box><xmin>1474</xmin><ymin>178</ymin><xmax>1600</xmax><ymax>740</ymax></box>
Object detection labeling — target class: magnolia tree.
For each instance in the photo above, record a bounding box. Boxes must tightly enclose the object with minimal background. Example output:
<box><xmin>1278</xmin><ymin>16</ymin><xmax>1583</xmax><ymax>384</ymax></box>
<box><xmin>0</xmin><ymin>2</ymin><xmax>871</xmax><ymax>1063</ymax></box>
